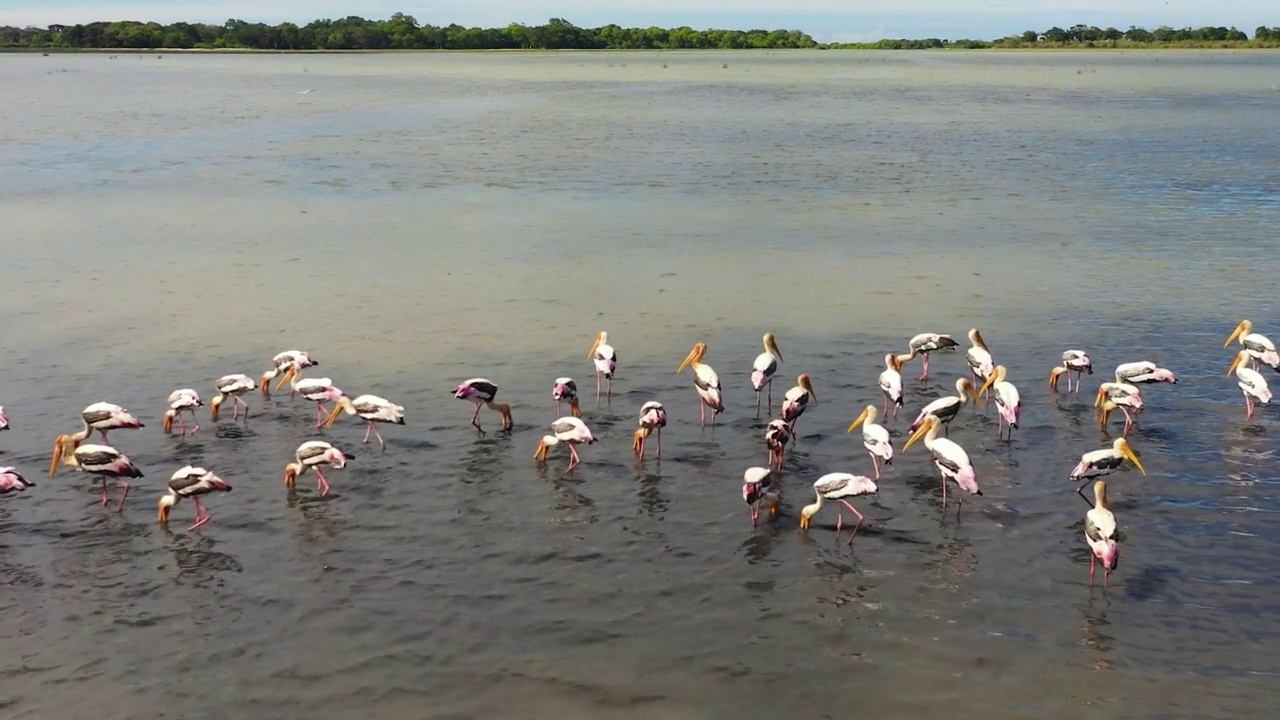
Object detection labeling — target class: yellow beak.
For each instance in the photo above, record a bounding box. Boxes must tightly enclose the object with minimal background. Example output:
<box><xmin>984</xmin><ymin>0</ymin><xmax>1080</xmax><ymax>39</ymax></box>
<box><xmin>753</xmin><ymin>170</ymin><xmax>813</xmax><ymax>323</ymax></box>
<box><xmin>48</xmin><ymin>436</ymin><xmax>64</xmax><ymax>477</ymax></box>
<box><xmin>1224</xmin><ymin>322</ymin><xmax>1246</xmax><ymax>348</ymax></box>
<box><xmin>677</xmin><ymin>347</ymin><xmax>697</xmax><ymax>374</ymax></box>
<box><xmin>323</xmin><ymin>403</ymin><xmax>343</xmax><ymax>427</ymax></box>
<box><xmin>1093</xmin><ymin>385</ymin><xmax>1107</xmax><ymax>408</ymax></box>
<box><xmin>158</xmin><ymin>502</ymin><xmax>170</xmax><ymax>523</ymax></box>
<box><xmin>847</xmin><ymin>407</ymin><xmax>870</xmax><ymax>433</ymax></box>
<box><xmin>1227</xmin><ymin>353</ymin><xmax>1243</xmax><ymax>378</ymax></box>
<box><xmin>533</xmin><ymin>440</ymin><xmax>547</xmax><ymax>461</ymax></box>
<box><xmin>1119</xmin><ymin>441</ymin><xmax>1146</xmax><ymax>476</ymax></box>
<box><xmin>903</xmin><ymin>420</ymin><xmax>929</xmax><ymax>451</ymax></box>
<box><xmin>273</xmin><ymin>364</ymin><xmax>296</xmax><ymax>393</ymax></box>
<box><xmin>587</xmin><ymin>335</ymin><xmax>601</xmax><ymax>360</ymax></box>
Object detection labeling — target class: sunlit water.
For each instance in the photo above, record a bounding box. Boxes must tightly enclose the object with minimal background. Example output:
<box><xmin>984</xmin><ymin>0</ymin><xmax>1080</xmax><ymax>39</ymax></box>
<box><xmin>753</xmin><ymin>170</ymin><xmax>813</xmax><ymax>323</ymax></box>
<box><xmin>1</xmin><ymin>49</ymin><xmax>1279</xmax><ymax>718</ymax></box>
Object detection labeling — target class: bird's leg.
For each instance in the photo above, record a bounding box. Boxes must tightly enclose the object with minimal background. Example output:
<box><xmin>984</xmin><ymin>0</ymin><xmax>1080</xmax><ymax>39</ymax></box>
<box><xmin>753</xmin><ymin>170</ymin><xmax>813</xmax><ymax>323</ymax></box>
<box><xmin>882</xmin><ymin>395</ymin><xmax>888</xmax><ymax>417</ymax></box>
<box><xmin>99</xmin><ymin>429</ymin><xmax>110</xmax><ymax>443</ymax></box>
<box><xmin>373</xmin><ymin>424</ymin><xmax>386</xmax><ymax>450</ymax></box>
<box><xmin>99</xmin><ymin>477</ymin><xmax>109</xmax><ymax>506</ymax></box>
<box><xmin>940</xmin><ymin>475</ymin><xmax>948</xmax><ymax>513</ymax></box>
<box><xmin>1089</xmin><ymin>554</ymin><xmax>1096</xmax><ymax>588</ymax></box>
<box><xmin>470</xmin><ymin>404</ymin><xmax>483</xmax><ymax>431</ymax></box>
<box><xmin>567</xmin><ymin>444</ymin><xmax>580</xmax><ymax>471</ymax></box>
<box><xmin>838</xmin><ymin>500</ymin><xmax>865</xmax><ymax>541</ymax></box>
<box><xmin>755</xmin><ymin>390</ymin><xmax>761</xmax><ymax>416</ymax></box>
<box><xmin>1076</xmin><ymin>479</ymin><xmax>1096</xmax><ymax>505</ymax></box>
<box><xmin>871</xmin><ymin>453</ymin><xmax>880</xmax><ymax>480</ymax></box>
<box><xmin>115</xmin><ymin>480</ymin><xmax>130</xmax><ymax>512</ymax></box>
<box><xmin>188</xmin><ymin>410</ymin><xmax>199</xmax><ymax>435</ymax></box>
<box><xmin>362</xmin><ymin>422</ymin><xmax>373</xmax><ymax>443</ymax></box>
<box><xmin>655</xmin><ymin>428</ymin><xmax>662</xmax><ymax>459</ymax></box>
<box><xmin>1103</xmin><ymin>567</ymin><xmax>1111</xmax><ymax>589</ymax></box>
<box><xmin>749</xmin><ymin>505</ymin><xmax>759</xmax><ymax>526</ymax></box>
<box><xmin>555</xmin><ymin>399</ymin><xmax>562</xmax><ymax>416</ymax></box>
<box><xmin>314</xmin><ymin>403</ymin><xmax>326</xmax><ymax>427</ymax></box>
<box><xmin>699</xmin><ymin>401</ymin><xmax>706</xmax><ymax>427</ymax></box>
<box><xmin>314</xmin><ymin>467</ymin><xmax>331</xmax><ymax>496</ymax></box>
<box><xmin>1245</xmin><ymin>395</ymin><xmax>1254</xmax><ymax>421</ymax></box>
<box><xmin>835</xmin><ymin>511</ymin><xmax>843</xmax><ymax>534</ymax></box>
<box><xmin>767</xmin><ymin>384</ymin><xmax>772</xmax><ymax>411</ymax></box>
<box><xmin>595</xmin><ymin>371</ymin><xmax>601</xmax><ymax>401</ymax></box>
<box><xmin>189</xmin><ymin>498</ymin><xmax>211</xmax><ymax>530</ymax></box>
<box><xmin>917</xmin><ymin>354</ymin><xmax>929</xmax><ymax>381</ymax></box>
<box><xmin>607</xmin><ymin>377</ymin><xmax>612</xmax><ymax>399</ymax></box>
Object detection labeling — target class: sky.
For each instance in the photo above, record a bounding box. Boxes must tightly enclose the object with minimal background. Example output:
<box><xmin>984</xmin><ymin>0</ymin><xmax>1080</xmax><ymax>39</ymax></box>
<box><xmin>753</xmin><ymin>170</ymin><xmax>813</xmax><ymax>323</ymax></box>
<box><xmin>0</xmin><ymin>0</ymin><xmax>1272</xmax><ymax>42</ymax></box>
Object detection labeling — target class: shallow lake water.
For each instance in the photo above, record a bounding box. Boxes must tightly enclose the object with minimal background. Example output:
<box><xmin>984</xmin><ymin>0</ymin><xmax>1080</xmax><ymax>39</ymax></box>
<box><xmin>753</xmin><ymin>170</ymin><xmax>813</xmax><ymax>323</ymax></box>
<box><xmin>1</xmin><ymin>48</ymin><xmax>1279</xmax><ymax>718</ymax></box>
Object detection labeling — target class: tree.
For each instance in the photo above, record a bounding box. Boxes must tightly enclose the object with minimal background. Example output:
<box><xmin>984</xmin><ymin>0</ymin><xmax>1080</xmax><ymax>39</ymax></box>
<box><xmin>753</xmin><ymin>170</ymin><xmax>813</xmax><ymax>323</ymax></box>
<box><xmin>1020</xmin><ymin>30</ymin><xmax>1038</xmax><ymax>43</ymax></box>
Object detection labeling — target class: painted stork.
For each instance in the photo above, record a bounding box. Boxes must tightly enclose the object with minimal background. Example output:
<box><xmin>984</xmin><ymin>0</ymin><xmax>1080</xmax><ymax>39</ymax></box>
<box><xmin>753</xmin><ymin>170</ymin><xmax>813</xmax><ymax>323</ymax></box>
<box><xmin>750</xmin><ymin>332</ymin><xmax>783</xmax><ymax>414</ymax></box>
<box><xmin>847</xmin><ymin>404</ymin><xmax>893</xmax><ymax>479</ymax></box>
<box><xmin>452</xmin><ymin>378</ymin><xmax>513</xmax><ymax>432</ymax></box>
<box><xmin>965</xmin><ymin>328</ymin><xmax>994</xmax><ymax>389</ymax></box>
<box><xmin>1115</xmin><ymin>361</ymin><xmax>1177</xmax><ymax>386</ymax></box>
<box><xmin>676</xmin><ymin>342</ymin><xmax>723</xmax><ymax>427</ymax></box>
<box><xmin>1050</xmin><ymin>350</ymin><xmax>1093</xmax><ymax>394</ymax></box>
<box><xmin>1084</xmin><ymin>480</ymin><xmax>1119</xmax><ymax>588</ymax></box>
<box><xmin>58</xmin><ymin>443</ymin><xmax>143</xmax><ymax>510</ymax></box>
<box><xmin>742</xmin><ymin>466</ymin><xmax>778</xmax><ymax>526</ymax></box>
<box><xmin>0</xmin><ymin>406</ymin><xmax>8</xmax><ymax>432</ymax></box>
<box><xmin>764</xmin><ymin>418</ymin><xmax>792</xmax><ymax>469</ymax></box>
<box><xmin>211</xmin><ymin>374</ymin><xmax>255</xmax><ymax>422</ymax></box>
<box><xmin>533</xmin><ymin>416</ymin><xmax>596</xmax><ymax>471</ymax></box>
<box><xmin>324</xmin><ymin>394</ymin><xmax>406</xmax><ymax>449</ymax></box>
<box><xmin>902</xmin><ymin>333</ymin><xmax>959</xmax><ymax>381</ymax></box>
<box><xmin>587</xmin><ymin>331</ymin><xmax>618</xmax><ymax>400</ymax></box>
<box><xmin>780</xmin><ymin>373</ymin><xmax>817</xmax><ymax>434</ymax></box>
<box><xmin>799</xmin><ymin>473</ymin><xmax>878</xmax><ymax>542</ymax></box>
<box><xmin>1225</xmin><ymin>320</ymin><xmax>1279</xmax><ymax>372</ymax></box>
<box><xmin>632</xmin><ymin>401</ymin><xmax>667</xmax><ymax>460</ymax></box>
<box><xmin>908</xmin><ymin>378</ymin><xmax>977</xmax><ymax>437</ymax></box>
<box><xmin>903</xmin><ymin>415</ymin><xmax>981</xmax><ymax>512</ymax></box>
<box><xmin>49</xmin><ymin>402</ymin><xmax>144</xmax><ymax>476</ymax></box>
<box><xmin>0</xmin><ymin>468</ymin><xmax>33</xmax><ymax>495</ymax></box>
<box><xmin>260</xmin><ymin>350</ymin><xmax>318</xmax><ymax>397</ymax></box>
<box><xmin>1095</xmin><ymin>382</ymin><xmax>1143</xmax><ymax>436</ymax></box>
<box><xmin>878</xmin><ymin>353</ymin><xmax>904</xmax><ymax>420</ymax></box>
<box><xmin>283</xmin><ymin>441</ymin><xmax>352</xmax><ymax>497</ymax></box>
<box><xmin>162</xmin><ymin>389</ymin><xmax>202</xmax><ymax>437</ymax></box>
<box><xmin>158</xmin><ymin>466</ymin><xmax>233</xmax><ymax>531</ymax></box>
<box><xmin>1228</xmin><ymin>349</ymin><xmax>1272</xmax><ymax>422</ymax></box>
<box><xmin>1071</xmin><ymin>438</ymin><xmax>1146</xmax><ymax>496</ymax></box>
<box><xmin>978</xmin><ymin>365</ymin><xmax>1021</xmax><ymax>440</ymax></box>
<box><xmin>552</xmin><ymin>377</ymin><xmax>581</xmax><ymax>417</ymax></box>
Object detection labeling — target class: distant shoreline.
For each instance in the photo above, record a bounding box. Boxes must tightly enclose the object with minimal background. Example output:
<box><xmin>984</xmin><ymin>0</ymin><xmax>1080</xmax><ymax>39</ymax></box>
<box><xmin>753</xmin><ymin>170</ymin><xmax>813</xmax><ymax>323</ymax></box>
<box><xmin>5</xmin><ymin>45</ymin><xmax>1280</xmax><ymax>54</ymax></box>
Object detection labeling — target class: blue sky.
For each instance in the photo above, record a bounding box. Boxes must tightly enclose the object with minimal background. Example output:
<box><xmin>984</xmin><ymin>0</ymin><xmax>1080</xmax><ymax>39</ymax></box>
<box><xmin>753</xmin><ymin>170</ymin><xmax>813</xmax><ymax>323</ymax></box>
<box><xmin>0</xmin><ymin>1</ymin><xmax>1272</xmax><ymax>42</ymax></box>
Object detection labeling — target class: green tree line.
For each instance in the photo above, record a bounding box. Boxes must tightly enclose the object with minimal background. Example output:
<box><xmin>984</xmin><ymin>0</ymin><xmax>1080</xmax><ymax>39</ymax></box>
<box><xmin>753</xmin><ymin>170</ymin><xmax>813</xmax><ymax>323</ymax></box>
<box><xmin>830</xmin><ymin>24</ymin><xmax>1280</xmax><ymax>49</ymax></box>
<box><xmin>0</xmin><ymin>15</ymin><xmax>817</xmax><ymax>50</ymax></box>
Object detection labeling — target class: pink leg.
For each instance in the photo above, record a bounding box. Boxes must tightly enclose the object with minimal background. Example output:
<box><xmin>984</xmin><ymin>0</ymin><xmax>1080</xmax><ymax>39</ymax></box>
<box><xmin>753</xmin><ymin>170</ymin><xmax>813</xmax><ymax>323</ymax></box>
<box><xmin>176</xmin><ymin>413</ymin><xmax>187</xmax><ymax>437</ymax></box>
<box><xmin>749</xmin><ymin>505</ymin><xmax>759</xmax><ymax>526</ymax></box>
<box><xmin>1089</xmin><ymin>553</ymin><xmax>1096</xmax><ymax>587</ymax></box>
<box><xmin>567</xmin><ymin>444</ymin><xmax>580</xmax><ymax>471</ymax></box>
<box><xmin>835</xmin><ymin>511</ymin><xmax>843</xmax><ymax>534</ymax></box>
<box><xmin>362</xmin><ymin>422</ymin><xmax>373</xmax><ymax>443</ymax></box>
<box><xmin>755</xmin><ymin>390</ymin><xmax>761</xmax><ymax>415</ymax></box>
<box><xmin>116</xmin><ymin>480</ymin><xmax>130</xmax><ymax>512</ymax></box>
<box><xmin>187</xmin><ymin>410</ymin><xmax>200</xmax><ymax>435</ymax></box>
<box><xmin>314</xmin><ymin>403</ymin><xmax>326</xmax><ymax>427</ymax></box>
<box><xmin>699</xmin><ymin>401</ymin><xmax>706</xmax><ymax>427</ymax></box>
<box><xmin>917</xmin><ymin>355</ymin><xmax>928</xmax><ymax>382</ymax></box>
<box><xmin>470</xmin><ymin>403</ymin><xmax>482</xmax><ymax>431</ymax></box>
<box><xmin>189</xmin><ymin>498</ymin><xmax>211</xmax><ymax>530</ymax></box>
<box><xmin>595</xmin><ymin>371</ymin><xmax>601</xmax><ymax>400</ymax></box>
<box><xmin>99</xmin><ymin>429</ymin><xmax>110</xmax><ymax>442</ymax></box>
<box><xmin>837</xmin><ymin>499</ymin><xmax>865</xmax><ymax>541</ymax></box>
<box><xmin>607</xmin><ymin>377</ymin><xmax>612</xmax><ymax>399</ymax></box>
<box><xmin>870</xmin><ymin>453</ymin><xmax>880</xmax><ymax>480</ymax></box>
<box><xmin>940</xmin><ymin>474</ymin><xmax>949</xmax><ymax>512</ymax></box>
<box><xmin>100</xmin><ymin>477</ymin><xmax>109</xmax><ymax>506</ymax></box>
<box><xmin>314</xmin><ymin>467</ymin><xmax>331</xmax><ymax>496</ymax></box>
<box><xmin>882</xmin><ymin>395</ymin><xmax>888</xmax><ymax>416</ymax></box>
<box><xmin>655</xmin><ymin>428</ymin><xmax>662</xmax><ymax>459</ymax></box>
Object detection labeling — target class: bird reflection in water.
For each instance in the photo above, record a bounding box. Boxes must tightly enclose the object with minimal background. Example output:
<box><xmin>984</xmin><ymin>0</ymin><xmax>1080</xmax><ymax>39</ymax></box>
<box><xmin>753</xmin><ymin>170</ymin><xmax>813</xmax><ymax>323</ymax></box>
<box><xmin>1079</xmin><ymin>596</ymin><xmax>1116</xmax><ymax>671</ymax></box>
<box><xmin>634</xmin><ymin>471</ymin><xmax>669</xmax><ymax>520</ymax></box>
<box><xmin>535</xmin><ymin>463</ymin><xmax>597</xmax><ymax>526</ymax></box>
<box><xmin>159</xmin><ymin>527</ymin><xmax>244</xmax><ymax>585</ymax></box>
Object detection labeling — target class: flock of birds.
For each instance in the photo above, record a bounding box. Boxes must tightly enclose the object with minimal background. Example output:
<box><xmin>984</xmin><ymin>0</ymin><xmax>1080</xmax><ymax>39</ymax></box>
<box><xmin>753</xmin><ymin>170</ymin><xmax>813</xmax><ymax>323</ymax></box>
<box><xmin>0</xmin><ymin>321</ymin><xmax>1275</xmax><ymax>588</ymax></box>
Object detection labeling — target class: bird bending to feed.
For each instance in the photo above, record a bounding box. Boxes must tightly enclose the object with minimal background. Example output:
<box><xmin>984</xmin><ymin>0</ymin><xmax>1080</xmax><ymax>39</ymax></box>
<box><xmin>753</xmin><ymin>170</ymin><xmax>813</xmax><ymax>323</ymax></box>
<box><xmin>903</xmin><ymin>415</ymin><xmax>981</xmax><ymax>512</ymax></box>
<box><xmin>764</xmin><ymin>418</ymin><xmax>793</xmax><ymax>469</ymax></box>
<box><xmin>878</xmin><ymin>353</ymin><xmax>904</xmax><ymax>420</ymax></box>
<box><xmin>323</xmin><ymin>394</ymin><xmax>406</xmax><ymax>449</ymax></box>
<box><xmin>158</xmin><ymin>466</ymin><xmax>232</xmax><ymax>531</ymax></box>
<box><xmin>552</xmin><ymin>378</ymin><xmax>581</xmax><ymax>417</ymax></box>
<box><xmin>979</xmin><ymin>365</ymin><xmax>1021</xmax><ymax>440</ymax></box>
<box><xmin>288</xmin><ymin>375</ymin><xmax>346</xmax><ymax>427</ymax></box>
<box><xmin>1095</xmin><ymin>382</ymin><xmax>1143</xmax><ymax>436</ymax></box>
<box><xmin>211</xmin><ymin>374</ymin><xmax>256</xmax><ymax>422</ymax></box>
<box><xmin>587</xmin><ymin>331</ymin><xmax>617</xmax><ymax>400</ymax></box>
<box><xmin>284</xmin><ymin>441</ymin><xmax>352</xmax><ymax>497</ymax></box>
<box><xmin>260</xmin><ymin>350</ymin><xmax>318</xmax><ymax>396</ymax></box>
<box><xmin>847</xmin><ymin>404</ymin><xmax>893</xmax><ymax>479</ymax></box>
<box><xmin>903</xmin><ymin>332</ymin><xmax>959</xmax><ymax>381</ymax></box>
<box><xmin>799</xmin><ymin>473</ymin><xmax>878</xmax><ymax>542</ymax></box>
<box><xmin>966</xmin><ymin>328</ymin><xmax>994</xmax><ymax>390</ymax></box>
<box><xmin>781</xmin><ymin>373</ymin><xmax>817</xmax><ymax>434</ymax></box>
<box><xmin>633</xmin><ymin>401</ymin><xmax>667</xmax><ymax>460</ymax></box>
<box><xmin>908</xmin><ymin>378</ymin><xmax>977</xmax><ymax>437</ymax></box>
<box><xmin>0</xmin><ymin>468</ymin><xmax>34</xmax><ymax>495</ymax></box>
<box><xmin>1071</xmin><ymin>438</ymin><xmax>1146</xmax><ymax>496</ymax></box>
<box><xmin>49</xmin><ymin>402</ymin><xmax>144</xmax><ymax>476</ymax></box>
<box><xmin>533</xmin><ymin>416</ymin><xmax>596</xmax><ymax>471</ymax></box>
<box><xmin>1228</xmin><ymin>349</ymin><xmax>1272</xmax><ymax>422</ymax></box>
<box><xmin>58</xmin><ymin>443</ymin><xmax>143</xmax><ymax>510</ymax></box>
<box><xmin>452</xmin><ymin>378</ymin><xmax>513</xmax><ymax>432</ymax></box>
<box><xmin>750</xmin><ymin>332</ymin><xmax>783</xmax><ymax>414</ymax></box>
<box><xmin>1084</xmin><ymin>480</ymin><xmax>1119</xmax><ymax>588</ymax></box>
<box><xmin>162</xmin><ymin>388</ymin><xmax>202</xmax><ymax>437</ymax></box>
<box><xmin>676</xmin><ymin>342</ymin><xmax>723</xmax><ymax>427</ymax></box>
<box><xmin>1225</xmin><ymin>320</ymin><xmax>1279</xmax><ymax>372</ymax></box>
<box><xmin>1115</xmin><ymin>361</ymin><xmax>1177</xmax><ymax>386</ymax></box>
<box><xmin>742</xmin><ymin>466</ymin><xmax>778</xmax><ymax>526</ymax></box>
<box><xmin>1050</xmin><ymin>350</ymin><xmax>1093</xmax><ymax>394</ymax></box>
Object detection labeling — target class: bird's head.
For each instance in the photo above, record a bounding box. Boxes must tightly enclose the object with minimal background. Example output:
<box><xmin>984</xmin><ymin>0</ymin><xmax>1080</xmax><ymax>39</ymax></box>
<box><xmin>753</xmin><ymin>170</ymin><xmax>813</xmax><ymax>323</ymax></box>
<box><xmin>903</xmin><ymin>416</ymin><xmax>936</xmax><ymax>452</ymax></box>
<box><xmin>258</xmin><ymin>370</ymin><xmax>274</xmax><ymax>395</ymax></box>
<box><xmin>764</xmin><ymin>332</ymin><xmax>783</xmax><ymax>362</ymax></box>
<box><xmin>847</xmin><ymin>405</ymin><xmax>874</xmax><ymax>433</ymax></box>
<box><xmin>487</xmin><ymin>401</ymin><xmax>513</xmax><ymax>429</ymax></box>
<box><xmin>162</xmin><ymin>409</ymin><xmax>176</xmax><ymax>434</ymax></box>
<box><xmin>588</xmin><ymin>331</ymin><xmax>607</xmax><ymax>359</ymax></box>
<box><xmin>797</xmin><ymin>373</ymin><xmax>817</xmax><ymax>403</ymax></box>
<box><xmin>1225</xmin><ymin>320</ymin><xmax>1252</xmax><ymax>348</ymax></box>
<box><xmin>677</xmin><ymin>342</ymin><xmax>707</xmax><ymax>374</ymax></box>
<box><xmin>210</xmin><ymin>396</ymin><xmax>224</xmax><ymax>421</ymax></box>
<box><xmin>323</xmin><ymin>397</ymin><xmax>352</xmax><ymax>427</ymax></box>
<box><xmin>957</xmin><ymin>378</ymin><xmax>979</xmax><ymax>402</ymax></box>
<box><xmin>273</xmin><ymin>363</ymin><xmax>299</xmax><ymax>393</ymax></box>
<box><xmin>978</xmin><ymin>366</ymin><xmax>1006</xmax><ymax>398</ymax></box>
<box><xmin>283</xmin><ymin>463</ymin><xmax>299</xmax><ymax>487</ymax></box>
<box><xmin>157</xmin><ymin>494</ymin><xmax>176</xmax><ymax>523</ymax></box>
<box><xmin>631</xmin><ymin>426</ymin><xmax>651</xmax><ymax>456</ymax></box>
<box><xmin>533</xmin><ymin>437</ymin><xmax>552</xmax><ymax>462</ymax></box>
<box><xmin>799</xmin><ymin>503</ymin><xmax>815</xmax><ymax>529</ymax></box>
<box><xmin>569</xmin><ymin>397</ymin><xmax>581</xmax><ymax>418</ymax></box>
<box><xmin>1115</xmin><ymin>438</ymin><xmax>1146</xmax><ymax>475</ymax></box>
<box><xmin>1048</xmin><ymin>366</ymin><xmax>1067</xmax><ymax>391</ymax></box>
<box><xmin>47</xmin><ymin>434</ymin><xmax>76</xmax><ymax>477</ymax></box>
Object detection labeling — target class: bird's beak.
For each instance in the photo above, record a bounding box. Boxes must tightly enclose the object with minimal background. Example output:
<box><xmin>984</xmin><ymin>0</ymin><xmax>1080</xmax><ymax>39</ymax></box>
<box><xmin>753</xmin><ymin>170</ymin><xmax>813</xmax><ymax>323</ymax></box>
<box><xmin>273</xmin><ymin>364</ymin><xmax>296</xmax><ymax>393</ymax></box>
<box><xmin>587</xmin><ymin>334</ymin><xmax>601</xmax><ymax>359</ymax></box>
<box><xmin>283</xmin><ymin>466</ymin><xmax>297</xmax><ymax>486</ymax></box>
<box><xmin>1093</xmin><ymin>385</ymin><xmax>1107</xmax><ymax>408</ymax></box>
<box><xmin>1227</xmin><ymin>353</ymin><xmax>1243</xmax><ymax>378</ymax></box>
<box><xmin>1118</xmin><ymin>440</ymin><xmax>1146</xmax><ymax>476</ymax></box>
<box><xmin>903</xmin><ymin>421</ymin><xmax>928</xmax><ymax>451</ymax></box>
<box><xmin>768</xmin><ymin>335</ymin><xmax>783</xmax><ymax>362</ymax></box>
<box><xmin>1225</xmin><ymin>321</ymin><xmax>1246</xmax><ymax>348</ymax></box>
<box><xmin>799</xmin><ymin>512</ymin><xmax>809</xmax><ymax>530</ymax></box>
<box><xmin>323</xmin><ymin>402</ymin><xmax>343</xmax><ymax>427</ymax></box>
<box><xmin>533</xmin><ymin>440</ymin><xmax>547</xmax><ymax>461</ymax></box>
<box><xmin>1048</xmin><ymin>367</ymin><xmax>1061</xmax><ymax>390</ymax></box>
<box><xmin>157</xmin><ymin>501</ymin><xmax>170</xmax><ymax>523</ymax></box>
<box><xmin>847</xmin><ymin>407</ymin><xmax>870</xmax><ymax>433</ymax></box>
<box><xmin>48</xmin><ymin>435</ymin><xmax>65</xmax><ymax>477</ymax></box>
<box><xmin>569</xmin><ymin>398</ymin><xmax>581</xmax><ymax>417</ymax></box>
<box><xmin>677</xmin><ymin>346</ymin><xmax>698</xmax><ymax>374</ymax></box>
<box><xmin>259</xmin><ymin>372</ymin><xmax>272</xmax><ymax>393</ymax></box>
<box><xmin>974</xmin><ymin>330</ymin><xmax>988</xmax><ymax>351</ymax></box>
<box><xmin>1098</xmin><ymin>406</ymin><xmax>1111</xmax><ymax>428</ymax></box>
<box><xmin>801</xmin><ymin>376</ymin><xmax>817</xmax><ymax>404</ymax></box>
<box><xmin>978</xmin><ymin>374</ymin><xmax>997</xmax><ymax>398</ymax></box>
<box><xmin>210</xmin><ymin>400</ymin><xmax>220</xmax><ymax>421</ymax></box>
<box><xmin>162</xmin><ymin>411</ymin><xmax>173</xmax><ymax>434</ymax></box>
<box><xmin>632</xmin><ymin>428</ymin><xmax>644</xmax><ymax>455</ymax></box>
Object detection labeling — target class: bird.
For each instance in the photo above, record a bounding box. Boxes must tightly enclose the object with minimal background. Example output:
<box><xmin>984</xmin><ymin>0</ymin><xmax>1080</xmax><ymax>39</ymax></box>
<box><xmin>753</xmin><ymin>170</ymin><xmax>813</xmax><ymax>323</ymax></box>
<box><xmin>587</xmin><ymin>331</ymin><xmax>618</xmax><ymax>400</ymax></box>
<box><xmin>162</xmin><ymin>389</ymin><xmax>202</xmax><ymax>437</ymax></box>
<box><xmin>260</xmin><ymin>351</ymin><xmax>319</xmax><ymax>397</ymax></box>
<box><xmin>1095</xmin><ymin>381</ymin><xmax>1143</xmax><ymax>436</ymax></box>
<box><xmin>1070</xmin><ymin>438</ymin><xmax>1146</xmax><ymax>496</ymax></box>
<box><xmin>533</xmin><ymin>416</ymin><xmax>596</xmax><ymax>471</ymax></box>
<box><xmin>764</xmin><ymin>418</ymin><xmax>793</xmax><ymax>469</ymax></box>
<box><xmin>1084</xmin><ymin>480</ymin><xmax>1119</xmax><ymax>588</ymax></box>
<box><xmin>676</xmin><ymin>342</ymin><xmax>724</xmax><ymax>427</ymax></box>
<box><xmin>1225</xmin><ymin>320</ymin><xmax>1279</xmax><ymax>371</ymax></box>
<box><xmin>48</xmin><ymin>402</ymin><xmax>144</xmax><ymax>476</ymax></box>
<box><xmin>552</xmin><ymin>377</ymin><xmax>581</xmax><ymax>417</ymax></box>
<box><xmin>0</xmin><ymin>406</ymin><xmax>8</xmax><ymax>432</ymax></box>
<box><xmin>902</xmin><ymin>332</ymin><xmax>959</xmax><ymax>381</ymax></box>
<box><xmin>847</xmin><ymin>404</ymin><xmax>893</xmax><ymax>479</ymax></box>
<box><xmin>780</xmin><ymin>373</ymin><xmax>817</xmax><ymax>434</ymax></box>
<box><xmin>978</xmin><ymin>365</ymin><xmax>1021</xmax><ymax>440</ymax></box>
<box><xmin>323</xmin><ymin>394</ymin><xmax>406</xmax><ymax>449</ymax></box>
<box><xmin>632</xmin><ymin>401</ymin><xmax>667</xmax><ymax>460</ymax></box>
<box><xmin>1228</xmin><ymin>349</ymin><xmax>1272</xmax><ymax>422</ymax></box>
<box><xmin>741</xmin><ymin>466</ymin><xmax>778</xmax><ymax>526</ymax></box>
<box><xmin>878</xmin><ymin>353</ymin><xmax>905</xmax><ymax>420</ymax></box>
<box><xmin>1049</xmin><ymin>349</ymin><xmax>1093</xmax><ymax>394</ymax></box>
<box><xmin>1115</xmin><ymin>361</ymin><xmax>1177</xmax><ymax>385</ymax></box>
<box><xmin>57</xmin><ymin>443</ymin><xmax>143</xmax><ymax>511</ymax></box>
<box><xmin>288</xmin><ymin>375</ymin><xmax>346</xmax><ymax>427</ymax></box>
<box><xmin>283</xmin><ymin>440</ymin><xmax>352</xmax><ymax>497</ymax></box>
<box><xmin>965</xmin><ymin>328</ymin><xmax>995</xmax><ymax>389</ymax></box>
<box><xmin>799</xmin><ymin>473</ymin><xmax>878</xmax><ymax>542</ymax></box>
<box><xmin>158</xmin><ymin>466</ymin><xmax>233</xmax><ymax>531</ymax></box>
<box><xmin>452</xmin><ymin>378</ymin><xmax>513</xmax><ymax>433</ymax></box>
<box><xmin>907</xmin><ymin>378</ymin><xmax>977</xmax><ymax>437</ymax></box>
<box><xmin>750</xmin><ymin>332</ymin><xmax>784</xmax><ymax>414</ymax></box>
<box><xmin>903</xmin><ymin>415</ymin><xmax>981</xmax><ymax>512</ymax></box>
<box><xmin>0</xmin><ymin>468</ymin><xmax>33</xmax><ymax>495</ymax></box>
<box><xmin>211</xmin><ymin>374</ymin><xmax>256</xmax><ymax>422</ymax></box>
